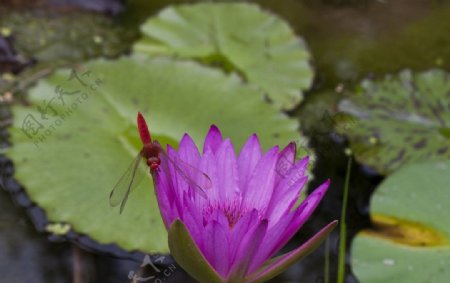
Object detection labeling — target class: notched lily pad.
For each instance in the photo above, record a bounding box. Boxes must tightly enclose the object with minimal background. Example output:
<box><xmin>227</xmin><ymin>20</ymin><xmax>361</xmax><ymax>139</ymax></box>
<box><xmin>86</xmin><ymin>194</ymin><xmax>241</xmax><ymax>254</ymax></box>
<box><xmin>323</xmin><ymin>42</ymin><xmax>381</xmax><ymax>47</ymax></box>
<box><xmin>6</xmin><ymin>55</ymin><xmax>304</xmax><ymax>253</ymax></box>
<box><xmin>134</xmin><ymin>3</ymin><xmax>313</xmax><ymax>110</ymax></box>
<box><xmin>351</xmin><ymin>160</ymin><xmax>450</xmax><ymax>283</ymax></box>
<box><xmin>337</xmin><ymin>69</ymin><xmax>450</xmax><ymax>174</ymax></box>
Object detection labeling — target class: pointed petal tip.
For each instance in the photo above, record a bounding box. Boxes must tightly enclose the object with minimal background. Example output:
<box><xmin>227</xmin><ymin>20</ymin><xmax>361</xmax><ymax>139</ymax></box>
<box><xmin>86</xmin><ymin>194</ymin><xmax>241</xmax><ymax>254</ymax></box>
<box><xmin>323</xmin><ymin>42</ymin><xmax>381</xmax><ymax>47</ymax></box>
<box><xmin>240</xmin><ymin>133</ymin><xmax>261</xmax><ymax>153</ymax></box>
<box><xmin>209</xmin><ymin>124</ymin><xmax>221</xmax><ymax>135</ymax></box>
<box><xmin>179</xmin><ymin>133</ymin><xmax>196</xmax><ymax>149</ymax></box>
<box><xmin>300</xmin><ymin>155</ymin><xmax>310</xmax><ymax>164</ymax></box>
<box><xmin>247</xmin><ymin>133</ymin><xmax>259</xmax><ymax>143</ymax></box>
<box><xmin>203</xmin><ymin>125</ymin><xmax>224</xmax><ymax>153</ymax></box>
<box><xmin>285</xmin><ymin>141</ymin><xmax>296</xmax><ymax>152</ymax></box>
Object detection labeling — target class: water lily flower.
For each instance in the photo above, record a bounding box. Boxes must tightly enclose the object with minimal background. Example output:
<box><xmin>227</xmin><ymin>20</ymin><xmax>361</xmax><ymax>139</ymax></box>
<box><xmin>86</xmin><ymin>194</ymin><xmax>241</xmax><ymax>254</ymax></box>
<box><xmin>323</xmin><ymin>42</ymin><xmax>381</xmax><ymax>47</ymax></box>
<box><xmin>153</xmin><ymin>125</ymin><xmax>337</xmax><ymax>283</ymax></box>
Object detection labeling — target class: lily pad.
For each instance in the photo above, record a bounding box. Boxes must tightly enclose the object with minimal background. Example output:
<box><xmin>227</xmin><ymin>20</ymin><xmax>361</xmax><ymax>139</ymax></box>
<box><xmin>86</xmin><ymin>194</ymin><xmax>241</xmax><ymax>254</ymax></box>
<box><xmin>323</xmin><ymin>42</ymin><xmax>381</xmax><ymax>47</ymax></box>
<box><xmin>351</xmin><ymin>160</ymin><xmax>450</xmax><ymax>283</ymax></box>
<box><xmin>337</xmin><ymin>69</ymin><xmax>450</xmax><ymax>174</ymax></box>
<box><xmin>6</xmin><ymin>55</ymin><xmax>303</xmax><ymax>253</ymax></box>
<box><xmin>134</xmin><ymin>3</ymin><xmax>313</xmax><ymax>110</ymax></box>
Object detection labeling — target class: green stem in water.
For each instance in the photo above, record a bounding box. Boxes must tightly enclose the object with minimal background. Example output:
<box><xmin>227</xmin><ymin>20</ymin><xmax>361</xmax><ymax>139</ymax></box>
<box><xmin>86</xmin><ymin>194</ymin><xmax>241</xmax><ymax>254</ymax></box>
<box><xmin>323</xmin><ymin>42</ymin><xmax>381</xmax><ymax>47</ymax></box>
<box><xmin>337</xmin><ymin>157</ymin><xmax>352</xmax><ymax>283</ymax></box>
<box><xmin>324</xmin><ymin>236</ymin><xmax>330</xmax><ymax>283</ymax></box>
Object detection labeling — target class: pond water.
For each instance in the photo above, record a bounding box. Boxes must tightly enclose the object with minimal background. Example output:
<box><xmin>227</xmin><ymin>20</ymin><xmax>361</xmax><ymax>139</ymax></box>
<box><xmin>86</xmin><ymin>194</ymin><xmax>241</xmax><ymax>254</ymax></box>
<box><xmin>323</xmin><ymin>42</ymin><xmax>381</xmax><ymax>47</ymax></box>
<box><xmin>0</xmin><ymin>0</ymin><xmax>449</xmax><ymax>282</ymax></box>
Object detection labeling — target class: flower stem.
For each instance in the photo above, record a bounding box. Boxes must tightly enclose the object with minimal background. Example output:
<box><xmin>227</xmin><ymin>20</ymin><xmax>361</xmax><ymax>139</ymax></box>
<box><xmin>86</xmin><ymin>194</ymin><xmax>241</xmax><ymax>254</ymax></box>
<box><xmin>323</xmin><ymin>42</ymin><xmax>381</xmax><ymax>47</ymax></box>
<box><xmin>337</xmin><ymin>157</ymin><xmax>352</xmax><ymax>283</ymax></box>
<box><xmin>324</xmin><ymin>236</ymin><xmax>330</xmax><ymax>283</ymax></box>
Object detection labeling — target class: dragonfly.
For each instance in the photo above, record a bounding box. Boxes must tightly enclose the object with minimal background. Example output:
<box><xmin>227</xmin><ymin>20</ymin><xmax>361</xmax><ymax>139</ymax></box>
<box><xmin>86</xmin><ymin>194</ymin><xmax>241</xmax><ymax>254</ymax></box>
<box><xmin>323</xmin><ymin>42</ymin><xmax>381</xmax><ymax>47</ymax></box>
<box><xmin>109</xmin><ymin>112</ymin><xmax>212</xmax><ymax>213</ymax></box>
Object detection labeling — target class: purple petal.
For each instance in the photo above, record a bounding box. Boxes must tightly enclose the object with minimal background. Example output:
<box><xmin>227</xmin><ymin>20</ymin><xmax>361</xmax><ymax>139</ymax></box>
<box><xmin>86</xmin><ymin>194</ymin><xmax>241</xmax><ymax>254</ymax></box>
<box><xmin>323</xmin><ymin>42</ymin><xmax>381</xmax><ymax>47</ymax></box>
<box><xmin>168</xmin><ymin>220</ymin><xmax>225</xmax><ymax>283</ymax></box>
<box><xmin>265</xmin><ymin>175</ymin><xmax>309</xmax><ymax>224</ymax></box>
<box><xmin>197</xmin><ymin>148</ymin><xmax>220</xmax><ymax>202</ymax></box>
<box><xmin>154</xmin><ymin>155</ymin><xmax>182</xmax><ymax>226</ymax></box>
<box><xmin>266</xmin><ymin>156</ymin><xmax>309</xmax><ymax>221</ymax></box>
<box><xmin>245</xmin><ymin>221</ymin><xmax>338</xmax><ymax>283</ymax></box>
<box><xmin>227</xmin><ymin>219</ymin><xmax>268</xmax><ymax>280</ymax></box>
<box><xmin>215</xmin><ymin>138</ymin><xmax>239</xmax><ymax>200</ymax></box>
<box><xmin>242</xmin><ymin>146</ymin><xmax>279</xmax><ymax>211</ymax></box>
<box><xmin>228</xmin><ymin>209</ymin><xmax>260</xmax><ymax>266</ymax></box>
<box><xmin>237</xmin><ymin>134</ymin><xmax>262</xmax><ymax>190</ymax></box>
<box><xmin>248</xmin><ymin>212</ymin><xmax>296</xmax><ymax>273</ymax></box>
<box><xmin>178</xmin><ymin>133</ymin><xmax>201</xmax><ymax>167</ymax></box>
<box><xmin>203</xmin><ymin>125</ymin><xmax>223</xmax><ymax>154</ymax></box>
<box><xmin>203</xmin><ymin>220</ymin><xmax>230</xmax><ymax>277</ymax></box>
<box><xmin>268</xmin><ymin>179</ymin><xmax>331</xmax><ymax>256</ymax></box>
<box><xmin>166</xmin><ymin>145</ymin><xmax>189</xmax><ymax>196</ymax></box>
<box><xmin>181</xmin><ymin>193</ymin><xmax>206</xmax><ymax>250</ymax></box>
<box><xmin>278</xmin><ymin>156</ymin><xmax>310</xmax><ymax>189</ymax></box>
<box><xmin>274</xmin><ymin>142</ymin><xmax>296</xmax><ymax>186</ymax></box>
<box><xmin>153</xmin><ymin>174</ymin><xmax>177</xmax><ymax>228</ymax></box>
<box><xmin>249</xmin><ymin>179</ymin><xmax>330</xmax><ymax>272</ymax></box>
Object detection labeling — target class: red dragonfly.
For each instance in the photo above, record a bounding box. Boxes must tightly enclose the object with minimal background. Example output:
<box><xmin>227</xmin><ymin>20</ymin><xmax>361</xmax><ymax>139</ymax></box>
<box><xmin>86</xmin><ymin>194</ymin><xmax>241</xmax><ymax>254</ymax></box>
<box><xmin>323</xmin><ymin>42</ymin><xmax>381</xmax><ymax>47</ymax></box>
<box><xmin>109</xmin><ymin>112</ymin><xmax>212</xmax><ymax>213</ymax></box>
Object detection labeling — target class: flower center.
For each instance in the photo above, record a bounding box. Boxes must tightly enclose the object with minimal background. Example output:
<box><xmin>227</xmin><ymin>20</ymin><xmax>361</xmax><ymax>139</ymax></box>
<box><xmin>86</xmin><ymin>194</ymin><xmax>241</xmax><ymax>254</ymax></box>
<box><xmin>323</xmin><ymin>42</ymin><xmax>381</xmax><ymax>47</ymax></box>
<box><xmin>203</xmin><ymin>199</ymin><xmax>246</xmax><ymax>228</ymax></box>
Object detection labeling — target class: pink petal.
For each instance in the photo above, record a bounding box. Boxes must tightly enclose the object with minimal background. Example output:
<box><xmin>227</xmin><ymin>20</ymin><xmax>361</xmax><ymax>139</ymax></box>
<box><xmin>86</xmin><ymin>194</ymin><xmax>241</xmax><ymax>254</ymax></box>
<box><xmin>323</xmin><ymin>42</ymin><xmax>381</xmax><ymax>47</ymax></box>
<box><xmin>215</xmin><ymin>138</ymin><xmax>239</xmax><ymax>200</ymax></box>
<box><xmin>203</xmin><ymin>125</ymin><xmax>223</xmax><ymax>154</ymax></box>
<box><xmin>248</xmin><ymin>212</ymin><xmax>296</xmax><ymax>273</ymax></box>
<box><xmin>203</xmin><ymin>220</ymin><xmax>230</xmax><ymax>277</ymax></box>
<box><xmin>268</xmin><ymin>180</ymin><xmax>330</xmax><ymax>257</ymax></box>
<box><xmin>228</xmin><ymin>209</ymin><xmax>260</xmax><ymax>266</ymax></box>
<box><xmin>166</xmin><ymin>145</ymin><xmax>189</xmax><ymax>197</ymax></box>
<box><xmin>178</xmin><ymin>133</ymin><xmax>201</xmax><ymax>167</ymax></box>
<box><xmin>228</xmin><ymin>219</ymin><xmax>268</xmax><ymax>280</ymax></box>
<box><xmin>181</xmin><ymin>193</ymin><xmax>206</xmax><ymax>250</ymax></box>
<box><xmin>266</xmin><ymin>156</ymin><xmax>309</xmax><ymax>221</ymax></box>
<box><xmin>245</xmin><ymin>221</ymin><xmax>338</xmax><ymax>283</ymax></box>
<box><xmin>274</xmin><ymin>142</ymin><xmax>296</xmax><ymax>187</ymax></box>
<box><xmin>197</xmin><ymin>148</ymin><xmax>220</xmax><ymax>203</ymax></box>
<box><xmin>153</xmin><ymin>173</ymin><xmax>177</xmax><ymax>228</ymax></box>
<box><xmin>237</xmin><ymin>134</ymin><xmax>262</xmax><ymax>190</ymax></box>
<box><xmin>265</xmin><ymin>175</ymin><xmax>309</xmax><ymax>224</ymax></box>
<box><xmin>249</xmin><ymin>179</ymin><xmax>330</xmax><ymax>273</ymax></box>
<box><xmin>154</xmin><ymin>155</ymin><xmax>182</xmax><ymax>225</ymax></box>
<box><xmin>242</xmin><ymin>146</ymin><xmax>279</xmax><ymax>211</ymax></box>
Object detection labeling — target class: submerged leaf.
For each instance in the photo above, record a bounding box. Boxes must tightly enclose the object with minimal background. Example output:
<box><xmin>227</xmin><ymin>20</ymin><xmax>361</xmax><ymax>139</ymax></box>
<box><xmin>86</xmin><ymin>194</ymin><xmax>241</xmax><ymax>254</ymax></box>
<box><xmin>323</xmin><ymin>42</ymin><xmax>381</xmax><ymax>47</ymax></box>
<box><xmin>337</xmin><ymin>69</ymin><xmax>450</xmax><ymax>174</ymax></box>
<box><xmin>0</xmin><ymin>10</ymin><xmax>135</xmax><ymax>64</ymax></box>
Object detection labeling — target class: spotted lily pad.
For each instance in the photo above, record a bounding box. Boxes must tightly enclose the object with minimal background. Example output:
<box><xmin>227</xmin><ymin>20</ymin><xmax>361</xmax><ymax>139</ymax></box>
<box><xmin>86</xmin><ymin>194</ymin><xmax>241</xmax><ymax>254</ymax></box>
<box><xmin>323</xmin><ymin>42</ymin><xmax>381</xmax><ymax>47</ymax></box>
<box><xmin>351</xmin><ymin>160</ymin><xmax>450</xmax><ymax>283</ymax></box>
<box><xmin>6</xmin><ymin>55</ymin><xmax>304</xmax><ymax>253</ymax></box>
<box><xmin>337</xmin><ymin>69</ymin><xmax>450</xmax><ymax>174</ymax></box>
<box><xmin>134</xmin><ymin>3</ymin><xmax>313</xmax><ymax>110</ymax></box>
<box><xmin>0</xmin><ymin>10</ymin><xmax>135</xmax><ymax>64</ymax></box>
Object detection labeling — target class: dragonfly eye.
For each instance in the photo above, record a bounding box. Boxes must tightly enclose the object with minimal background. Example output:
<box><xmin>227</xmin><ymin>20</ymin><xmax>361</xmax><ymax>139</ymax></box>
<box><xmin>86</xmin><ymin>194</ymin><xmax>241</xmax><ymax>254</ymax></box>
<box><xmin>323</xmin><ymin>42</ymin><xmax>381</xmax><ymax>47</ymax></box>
<box><xmin>147</xmin><ymin>157</ymin><xmax>160</xmax><ymax>170</ymax></box>
<box><xmin>150</xmin><ymin>163</ymin><xmax>159</xmax><ymax>171</ymax></box>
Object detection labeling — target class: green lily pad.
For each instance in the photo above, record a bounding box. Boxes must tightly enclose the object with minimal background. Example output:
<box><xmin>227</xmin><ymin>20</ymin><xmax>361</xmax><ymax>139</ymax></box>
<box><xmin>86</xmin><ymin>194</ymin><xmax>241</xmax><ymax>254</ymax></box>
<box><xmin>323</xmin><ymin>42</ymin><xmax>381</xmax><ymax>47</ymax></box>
<box><xmin>337</xmin><ymin>69</ymin><xmax>450</xmax><ymax>174</ymax></box>
<box><xmin>6</xmin><ymin>55</ymin><xmax>303</xmax><ymax>253</ymax></box>
<box><xmin>133</xmin><ymin>3</ymin><xmax>313</xmax><ymax>110</ymax></box>
<box><xmin>351</xmin><ymin>160</ymin><xmax>450</xmax><ymax>283</ymax></box>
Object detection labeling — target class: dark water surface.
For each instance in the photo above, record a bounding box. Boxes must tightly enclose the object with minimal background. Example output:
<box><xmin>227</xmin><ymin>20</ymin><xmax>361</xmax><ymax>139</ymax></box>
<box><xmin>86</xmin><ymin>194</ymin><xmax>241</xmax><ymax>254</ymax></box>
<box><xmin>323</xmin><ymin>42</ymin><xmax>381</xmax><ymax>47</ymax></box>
<box><xmin>1</xmin><ymin>0</ymin><xmax>449</xmax><ymax>282</ymax></box>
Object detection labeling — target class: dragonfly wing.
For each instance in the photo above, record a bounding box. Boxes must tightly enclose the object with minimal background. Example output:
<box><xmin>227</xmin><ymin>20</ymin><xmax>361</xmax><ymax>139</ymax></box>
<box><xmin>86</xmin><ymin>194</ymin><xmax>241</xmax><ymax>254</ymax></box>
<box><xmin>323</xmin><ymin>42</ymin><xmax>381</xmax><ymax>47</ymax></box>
<box><xmin>156</xmin><ymin>142</ymin><xmax>211</xmax><ymax>198</ymax></box>
<box><xmin>109</xmin><ymin>151</ymin><xmax>146</xmax><ymax>213</ymax></box>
